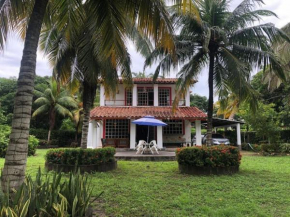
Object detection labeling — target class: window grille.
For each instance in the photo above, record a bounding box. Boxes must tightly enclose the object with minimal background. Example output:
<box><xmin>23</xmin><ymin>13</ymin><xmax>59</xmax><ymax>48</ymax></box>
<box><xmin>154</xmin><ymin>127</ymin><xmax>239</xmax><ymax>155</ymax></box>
<box><xmin>137</xmin><ymin>88</ymin><xmax>154</xmax><ymax>106</ymax></box>
<box><xmin>163</xmin><ymin>120</ymin><xmax>183</xmax><ymax>135</ymax></box>
<box><xmin>105</xmin><ymin>119</ymin><xmax>129</xmax><ymax>138</ymax></box>
<box><xmin>159</xmin><ymin>88</ymin><xmax>170</xmax><ymax>106</ymax></box>
<box><xmin>126</xmin><ymin>89</ymin><xmax>132</xmax><ymax>106</ymax></box>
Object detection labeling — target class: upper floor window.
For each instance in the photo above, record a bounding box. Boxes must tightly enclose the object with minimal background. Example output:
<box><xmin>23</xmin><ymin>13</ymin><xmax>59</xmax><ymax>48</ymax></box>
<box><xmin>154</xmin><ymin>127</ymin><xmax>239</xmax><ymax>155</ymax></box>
<box><xmin>159</xmin><ymin>88</ymin><xmax>170</xmax><ymax>106</ymax></box>
<box><xmin>137</xmin><ymin>87</ymin><xmax>154</xmax><ymax>106</ymax></box>
<box><xmin>125</xmin><ymin>89</ymin><xmax>132</xmax><ymax>106</ymax></box>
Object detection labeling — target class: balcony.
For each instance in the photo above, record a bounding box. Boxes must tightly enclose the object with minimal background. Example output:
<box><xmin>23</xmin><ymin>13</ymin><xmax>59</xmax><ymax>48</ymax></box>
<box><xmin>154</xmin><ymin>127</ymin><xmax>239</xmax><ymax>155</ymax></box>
<box><xmin>104</xmin><ymin>99</ymin><xmax>186</xmax><ymax>106</ymax></box>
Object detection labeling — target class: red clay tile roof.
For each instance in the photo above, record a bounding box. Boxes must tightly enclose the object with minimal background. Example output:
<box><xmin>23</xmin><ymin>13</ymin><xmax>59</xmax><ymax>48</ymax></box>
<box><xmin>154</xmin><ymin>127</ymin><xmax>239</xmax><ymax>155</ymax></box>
<box><xmin>118</xmin><ymin>78</ymin><xmax>196</xmax><ymax>84</ymax></box>
<box><xmin>90</xmin><ymin>106</ymin><xmax>207</xmax><ymax>120</ymax></box>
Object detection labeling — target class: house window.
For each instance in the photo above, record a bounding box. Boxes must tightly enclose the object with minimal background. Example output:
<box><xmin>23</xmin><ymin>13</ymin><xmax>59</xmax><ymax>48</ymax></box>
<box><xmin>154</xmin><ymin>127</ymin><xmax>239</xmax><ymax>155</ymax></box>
<box><xmin>163</xmin><ymin>120</ymin><xmax>183</xmax><ymax>135</ymax></box>
<box><xmin>126</xmin><ymin>89</ymin><xmax>132</xmax><ymax>106</ymax></box>
<box><xmin>105</xmin><ymin>119</ymin><xmax>129</xmax><ymax>138</ymax></box>
<box><xmin>159</xmin><ymin>88</ymin><xmax>170</xmax><ymax>106</ymax></box>
<box><xmin>137</xmin><ymin>87</ymin><xmax>154</xmax><ymax>106</ymax></box>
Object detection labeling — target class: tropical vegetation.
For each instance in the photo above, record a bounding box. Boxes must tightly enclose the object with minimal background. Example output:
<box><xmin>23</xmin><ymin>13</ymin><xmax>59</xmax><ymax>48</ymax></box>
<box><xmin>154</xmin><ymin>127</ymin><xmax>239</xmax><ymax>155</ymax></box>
<box><xmin>32</xmin><ymin>80</ymin><xmax>77</xmax><ymax>142</ymax></box>
<box><xmin>145</xmin><ymin>0</ymin><xmax>290</xmax><ymax>147</ymax></box>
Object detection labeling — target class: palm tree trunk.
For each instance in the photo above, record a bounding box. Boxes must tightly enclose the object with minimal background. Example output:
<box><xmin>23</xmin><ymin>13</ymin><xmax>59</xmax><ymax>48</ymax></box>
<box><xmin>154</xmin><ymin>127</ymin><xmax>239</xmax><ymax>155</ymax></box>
<box><xmin>48</xmin><ymin>110</ymin><xmax>56</xmax><ymax>142</ymax></box>
<box><xmin>81</xmin><ymin>81</ymin><xmax>97</xmax><ymax>149</ymax></box>
<box><xmin>206</xmin><ymin>53</ymin><xmax>215</xmax><ymax>147</ymax></box>
<box><xmin>1</xmin><ymin>0</ymin><xmax>48</xmax><ymax>192</ymax></box>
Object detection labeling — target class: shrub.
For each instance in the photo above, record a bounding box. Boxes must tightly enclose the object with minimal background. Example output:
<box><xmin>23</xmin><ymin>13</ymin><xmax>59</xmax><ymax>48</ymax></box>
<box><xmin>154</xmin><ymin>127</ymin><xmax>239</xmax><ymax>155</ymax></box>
<box><xmin>0</xmin><ymin>168</ymin><xmax>97</xmax><ymax>217</ymax></box>
<box><xmin>46</xmin><ymin>147</ymin><xmax>116</xmax><ymax>165</ymax></box>
<box><xmin>0</xmin><ymin>134</ymin><xmax>39</xmax><ymax>158</ymax></box>
<box><xmin>176</xmin><ymin>145</ymin><xmax>241</xmax><ymax>168</ymax></box>
<box><xmin>28</xmin><ymin>135</ymin><xmax>39</xmax><ymax>156</ymax></box>
<box><xmin>261</xmin><ymin>143</ymin><xmax>282</xmax><ymax>155</ymax></box>
<box><xmin>281</xmin><ymin>143</ymin><xmax>290</xmax><ymax>153</ymax></box>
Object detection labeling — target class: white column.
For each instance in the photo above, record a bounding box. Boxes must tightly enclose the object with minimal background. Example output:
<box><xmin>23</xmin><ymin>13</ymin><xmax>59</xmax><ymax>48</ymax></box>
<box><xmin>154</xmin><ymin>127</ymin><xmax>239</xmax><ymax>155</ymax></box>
<box><xmin>132</xmin><ymin>84</ymin><xmax>137</xmax><ymax>106</ymax></box>
<box><xmin>87</xmin><ymin>121</ymin><xmax>93</xmax><ymax>148</ymax></box>
<box><xmin>157</xmin><ymin>126</ymin><xmax>163</xmax><ymax>149</ymax></box>
<box><xmin>184</xmin><ymin>120</ymin><xmax>192</xmax><ymax>143</ymax></box>
<box><xmin>195</xmin><ymin>120</ymin><xmax>202</xmax><ymax>146</ymax></box>
<box><xmin>96</xmin><ymin>122</ymin><xmax>101</xmax><ymax>148</ymax></box>
<box><xmin>97</xmin><ymin>121</ymin><xmax>103</xmax><ymax>148</ymax></box>
<box><xmin>130</xmin><ymin>121</ymin><xmax>136</xmax><ymax>149</ymax></box>
<box><xmin>185</xmin><ymin>90</ymin><xmax>190</xmax><ymax>106</ymax></box>
<box><xmin>154</xmin><ymin>84</ymin><xmax>158</xmax><ymax>106</ymax></box>
<box><xmin>100</xmin><ymin>85</ymin><xmax>105</xmax><ymax>106</ymax></box>
<box><xmin>236</xmin><ymin>123</ymin><xmax>241</xmax><ymax>150</ymax></box>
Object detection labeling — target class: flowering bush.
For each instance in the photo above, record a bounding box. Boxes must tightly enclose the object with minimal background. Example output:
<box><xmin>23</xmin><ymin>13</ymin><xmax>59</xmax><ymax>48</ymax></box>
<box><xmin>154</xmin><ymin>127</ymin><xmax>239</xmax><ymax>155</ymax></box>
<box><xmin>176</xmin><ymin>145</ymin><xmax>241</xmax><ymax>168</ymax></box>
<box><xmin>45</xmin><ymin>147</ymin><xmax>116</xmax><ymax>165</ymax></box>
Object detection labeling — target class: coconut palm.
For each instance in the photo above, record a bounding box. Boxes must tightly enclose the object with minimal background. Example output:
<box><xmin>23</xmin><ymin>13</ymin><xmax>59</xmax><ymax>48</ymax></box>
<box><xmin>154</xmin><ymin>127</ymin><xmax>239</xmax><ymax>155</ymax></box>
<box><xmin>33</xmin><ymin>80</ymin><xmax>77</xmax><ymax>142</ymax></box>
<box><xmin>1</xmin><ymin>0</ymin><xmax>182</xmax><ymax>190</ymax></box>
<box><xmin>145</xmin><ymin>0</ymin><xmax>290</xmax><ymax>146</ymax></box>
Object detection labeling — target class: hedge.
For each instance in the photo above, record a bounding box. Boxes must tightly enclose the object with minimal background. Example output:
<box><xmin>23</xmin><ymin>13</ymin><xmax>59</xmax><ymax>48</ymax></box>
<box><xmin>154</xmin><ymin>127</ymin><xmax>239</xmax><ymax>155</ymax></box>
<box><xmin>176</xmin><ymin>145</ymin><xmax>241</xmax><ymax>168</ymax></box>
<box><xmin>45</xmin><ymin>147</ymin><xmax>116</xmax><ymax>165</ymax></box>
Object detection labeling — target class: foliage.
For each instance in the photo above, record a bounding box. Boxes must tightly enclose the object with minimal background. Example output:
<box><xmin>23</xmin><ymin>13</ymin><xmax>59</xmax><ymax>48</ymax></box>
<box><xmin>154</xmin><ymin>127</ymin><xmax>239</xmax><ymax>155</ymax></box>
<box><xmin>45</xmin><ymin>148</ymin><xmax>116</xmax><ymax>165</ymax></box>
<box><xmin>2</xmin><ymin>150</ymin><xmax>290</xmax><ymax>216</ymax></box>
<box><xmin>190</xmin><ymin>94</ymin><xmax>208</xmax><ymax>112</ymax></box>
<box><xmin>30</xmin><ymin>129</ymin><xmax>81</xmax><ymax>147</ymax></box>
<box><xmin>28</xmin><ymin>135</ymin><xmax>39</xmax><ymax>156</ymax></box>
<box><xmin>0</xmin><ymin>125</ymin><xmax>38</xmax><ymax>157</ymax></box>
<box><xmin>261</xmin><ymin>143</ymin><xmax>290</xmax><ymax>155</ymax></box>
<box><xmin>239</xmin><ymin>102</ymin><xmax>280</xmax><ymax>143</ymax></box>
<box><xmin>60</xmin><ymin>118</ymin><xmax>75</xmax><ymax>131</ymax></box>
<box><xmin>0</xmin><ymin>168</ymin><xmax>95</xmax><ymax>217</ymax></box>
<box><xmin>176</xmin><ymin>145</ymin><xmax>241</xmax><ymax>168</ymax></box>
<box><xmin>261</xmin><ymin>143</ymin><xmax>282</xmax><ymax>155</ymax></box>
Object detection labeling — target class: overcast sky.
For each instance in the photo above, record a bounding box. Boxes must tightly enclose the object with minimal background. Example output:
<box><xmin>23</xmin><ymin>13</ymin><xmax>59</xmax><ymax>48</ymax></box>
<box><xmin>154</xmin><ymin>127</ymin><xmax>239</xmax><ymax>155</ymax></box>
<box><xmin>0</xmin><ymin>0</ymin><xmax>289</xmax><ymax>98</ymax></box>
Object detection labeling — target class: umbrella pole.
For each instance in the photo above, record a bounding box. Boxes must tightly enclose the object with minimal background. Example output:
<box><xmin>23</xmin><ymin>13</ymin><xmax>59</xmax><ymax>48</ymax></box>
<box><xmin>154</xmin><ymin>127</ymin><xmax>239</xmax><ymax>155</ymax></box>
<box><xmin>147</xmin><ymin>125</ymin><xmax>149</xmax><ymax>143</ymax></box>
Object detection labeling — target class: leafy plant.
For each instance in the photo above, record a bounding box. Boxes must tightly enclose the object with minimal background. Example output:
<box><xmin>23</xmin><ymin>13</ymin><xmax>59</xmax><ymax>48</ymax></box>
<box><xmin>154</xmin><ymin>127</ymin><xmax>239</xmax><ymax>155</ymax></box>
<box><xmin>176</xmin><ymin>145</ymin><xmax>241</xmax><ymax>168</ymax></box>
<box><xmin>45</xmin><ymin>147</ymin><xmax>116</xmax><ymax>165</ymax></box>
<box><xmin>261</xmin><ymin>143</ymin><xmax>282</xmax><ymax>155</ymax></box>
<box><xmin>0</xmin><ymin>126</ymin><xmax>39</xmax><ymax>158</ymax></box>
<box><xmin>0</xmin><ymin>168</ymin><xmax>97</xmax><ymax>217</ymax></box>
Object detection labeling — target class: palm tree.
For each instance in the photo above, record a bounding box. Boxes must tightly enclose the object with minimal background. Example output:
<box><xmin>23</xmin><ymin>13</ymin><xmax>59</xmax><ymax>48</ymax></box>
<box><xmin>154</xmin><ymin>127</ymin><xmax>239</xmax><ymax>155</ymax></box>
<box><xmin>33</xmin><ymin>80</ymin><xmax>77</xmax><ymax>142</ymax></box>
<box><xmin>145</xmin><ymin>0</ymin><xmax>290</xmax><ymax>146</ymax></box>
<box><xmin>1</xmin><ymin>0</ymin><xmax>49</xmax><ymax>192</ymax></box>
<box><xmin>215</xmin><ymin>93</ymin><xmax>239</xmax><ymax>120</ymax></box>
<box><xmin>0</xmin><ymin>0</ymin><xmax>187</xmax><ymax>190</ymax></box>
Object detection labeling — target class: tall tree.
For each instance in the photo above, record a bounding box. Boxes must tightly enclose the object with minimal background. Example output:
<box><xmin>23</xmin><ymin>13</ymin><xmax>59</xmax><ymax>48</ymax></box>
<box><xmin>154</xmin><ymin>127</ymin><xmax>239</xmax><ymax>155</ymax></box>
<box><xmin>1</xmin><ymin>0</ymin><xmax>49</xmax><ymax>192</ymax></box>
<box><xmin>40</xmin><ymin>0</ymin><xmax>181</xmax><ymax>148</ymax></box>
<box><xmin>32</xmin><ymin>80</ymin><xmax>77</xmax><ymax>142</ymax></box>
<box><xmin>145</xmin><ymin>0</ymin><xmax>289</xmax><ymax>146</ymax></box>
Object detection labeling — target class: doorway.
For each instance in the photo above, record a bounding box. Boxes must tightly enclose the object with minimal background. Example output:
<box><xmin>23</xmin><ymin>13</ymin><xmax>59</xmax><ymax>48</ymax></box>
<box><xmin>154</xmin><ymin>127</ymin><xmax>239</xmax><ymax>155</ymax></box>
<box><xmin>136</xmin><ymin>125</ymin><xmax>156</xmax><ymax>143</ymax></box>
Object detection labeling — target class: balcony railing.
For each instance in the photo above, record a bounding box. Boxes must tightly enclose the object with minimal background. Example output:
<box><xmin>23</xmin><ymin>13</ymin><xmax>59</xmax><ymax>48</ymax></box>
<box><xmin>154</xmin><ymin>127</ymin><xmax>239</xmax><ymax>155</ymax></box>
<box><xmin>104</xmin><ymin>100</ymin><xmax>187</xmax><ymax>106</ymax></box>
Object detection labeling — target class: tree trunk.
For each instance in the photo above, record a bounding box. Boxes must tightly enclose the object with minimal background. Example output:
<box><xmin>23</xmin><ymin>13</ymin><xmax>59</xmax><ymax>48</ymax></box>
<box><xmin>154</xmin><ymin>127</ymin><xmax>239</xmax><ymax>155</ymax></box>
<box><xmin>48</xmin><ymin>109</ymin><xmax>56</xmax><ymax>142</ymax></box>
<box><xmin>206</xmin><ymin>53</ymin><xmax>215</xmax><ymax>147</ymax></box>
<box><xmin>1</xmin><ymin>0</ymin><xmax>48</xmax><ymax>192</ymax></box>
<box><xmin>81</xmin><ymin>80</ymin><xmax>97</xmax><ymax>149</ymax></box>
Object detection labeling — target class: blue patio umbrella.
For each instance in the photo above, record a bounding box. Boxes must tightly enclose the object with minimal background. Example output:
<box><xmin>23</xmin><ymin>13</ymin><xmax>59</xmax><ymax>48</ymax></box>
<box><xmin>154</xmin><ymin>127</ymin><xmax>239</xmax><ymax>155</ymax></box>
<box><xmin>132</xmin><ymin>116</ymin><xmax>167</xmax><ymax>143</ymax></box>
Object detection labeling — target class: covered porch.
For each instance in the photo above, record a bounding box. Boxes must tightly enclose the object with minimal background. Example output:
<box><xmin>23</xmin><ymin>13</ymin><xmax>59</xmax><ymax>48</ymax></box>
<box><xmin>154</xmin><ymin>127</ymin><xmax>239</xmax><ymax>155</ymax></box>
<box><xmin>87</xmin><ymin>106</ymin><xmax>207</xmax><ymax>149</ymax></box>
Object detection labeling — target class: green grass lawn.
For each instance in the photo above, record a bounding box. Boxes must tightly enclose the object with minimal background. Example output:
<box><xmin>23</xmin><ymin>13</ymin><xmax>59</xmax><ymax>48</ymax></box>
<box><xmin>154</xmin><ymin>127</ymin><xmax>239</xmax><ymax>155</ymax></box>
<box><xmin>1</xmin><ymin>150</ymin><xmax>290</xmax><ymax>217</ymax></box>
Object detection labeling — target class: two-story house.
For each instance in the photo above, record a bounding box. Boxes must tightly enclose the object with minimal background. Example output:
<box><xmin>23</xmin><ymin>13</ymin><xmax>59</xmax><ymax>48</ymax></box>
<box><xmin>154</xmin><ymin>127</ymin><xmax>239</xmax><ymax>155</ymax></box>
<box><xmin>87</xmin><ymin>78</ymin><xmax>207</xmax><ymax>149</ymax></box>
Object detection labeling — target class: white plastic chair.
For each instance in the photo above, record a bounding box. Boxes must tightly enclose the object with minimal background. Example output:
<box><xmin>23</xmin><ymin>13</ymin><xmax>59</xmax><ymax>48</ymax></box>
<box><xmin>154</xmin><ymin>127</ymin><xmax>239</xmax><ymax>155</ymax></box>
<box><xmin>149</xmin><ymin>140</ymin><xmax>159</xmax><ymax>154</ymax></box>
<box><xmin>136</xmin><ymin>140</ymin><xmax>146</xmax><ymax>154</ymax></box>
